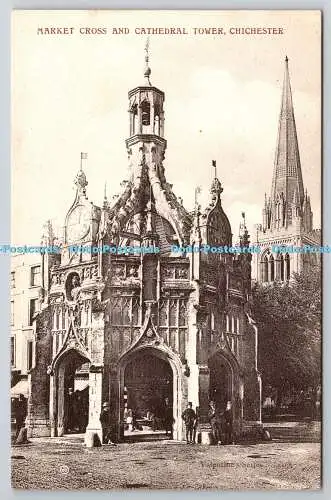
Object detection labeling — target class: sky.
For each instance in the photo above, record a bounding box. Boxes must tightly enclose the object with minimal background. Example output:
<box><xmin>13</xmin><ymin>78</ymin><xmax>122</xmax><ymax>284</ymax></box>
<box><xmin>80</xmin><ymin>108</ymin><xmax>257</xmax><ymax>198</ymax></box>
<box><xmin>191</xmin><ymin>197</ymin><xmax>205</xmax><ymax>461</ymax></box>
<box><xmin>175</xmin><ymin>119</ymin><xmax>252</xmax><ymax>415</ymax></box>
<box><xmin>11</xmin><ymin>10</ymin><xmax>321</xmax><ymax>245</ymax></box>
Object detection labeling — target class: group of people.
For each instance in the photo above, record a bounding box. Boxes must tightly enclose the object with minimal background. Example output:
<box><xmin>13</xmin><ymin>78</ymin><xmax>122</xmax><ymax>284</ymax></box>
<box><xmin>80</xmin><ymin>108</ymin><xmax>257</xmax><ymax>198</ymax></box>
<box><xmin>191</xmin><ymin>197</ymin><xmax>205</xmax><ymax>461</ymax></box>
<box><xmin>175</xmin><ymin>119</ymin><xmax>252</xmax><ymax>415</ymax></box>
<box><xmin>123</xmin><ymin>397</ymin><xmax>174</xmax><ymax>436</ymax></box>
<box><xmin>99</xmin><ymin>398</ymin><xmax>234</xmax><ymax>445</ymax></box>
<box><xmin>182</xmin><ymin>400</ymin><xmax>234</xmax><ymax>445</ymax></box>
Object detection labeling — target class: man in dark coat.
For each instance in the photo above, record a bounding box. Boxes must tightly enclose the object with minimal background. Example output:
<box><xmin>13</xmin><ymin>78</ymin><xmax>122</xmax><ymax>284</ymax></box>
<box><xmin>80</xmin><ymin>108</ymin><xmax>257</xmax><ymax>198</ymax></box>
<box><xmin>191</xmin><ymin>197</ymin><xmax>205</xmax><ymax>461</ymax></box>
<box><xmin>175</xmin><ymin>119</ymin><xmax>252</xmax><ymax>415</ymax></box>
<box><xmin>182</xmin><ymin>402</ymin><xmax>197</xmax><ymax>444</ymax></box>
<box><xmin>66</xmin><ymin>387</ymin><xmax>75</xmax><ymax>432</ymax></box>
<box><xmin>208</xmin><ymin>400</ymin><xmax>221</xmax><ymax>444</ymax></box>
<box><xmin>100</xmin><ymin>402</ymin><xmax>116</xmax><ymax>444</ymax></box>
<box><xmin>15</xmin><ymin>394</ymin><xmax>27</xmax><ymax>440</ymax></box>
<box><xmin>223</xmin><ymin>401</ymin><xmax>234</xmax><ymax>444</ymax></box>
<box><xmin>164</xmin><ymin>397</ymin><xmax>173</xmax><ymax>438</ymax></box>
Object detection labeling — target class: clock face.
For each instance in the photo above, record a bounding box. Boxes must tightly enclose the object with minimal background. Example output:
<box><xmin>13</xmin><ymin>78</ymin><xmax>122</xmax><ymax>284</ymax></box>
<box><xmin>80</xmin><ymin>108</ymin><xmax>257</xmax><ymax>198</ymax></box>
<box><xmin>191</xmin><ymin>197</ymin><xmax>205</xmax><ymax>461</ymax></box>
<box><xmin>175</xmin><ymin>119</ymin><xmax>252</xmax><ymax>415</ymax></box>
<box><xmin>67</xmin><ymin>205</ymin><xmax>90</xmax><ymax>243</ymax></box>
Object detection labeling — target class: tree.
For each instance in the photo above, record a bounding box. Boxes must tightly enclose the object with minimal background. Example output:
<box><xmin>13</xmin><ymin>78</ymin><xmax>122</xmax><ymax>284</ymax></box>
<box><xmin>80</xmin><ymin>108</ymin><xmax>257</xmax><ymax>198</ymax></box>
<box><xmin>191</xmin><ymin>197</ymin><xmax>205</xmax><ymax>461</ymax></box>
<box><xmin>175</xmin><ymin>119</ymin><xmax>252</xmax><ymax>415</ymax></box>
<box><xmin>251</xmin><ymin>264</ymin><xmax>321</xmax><ymax>400</ymax></box>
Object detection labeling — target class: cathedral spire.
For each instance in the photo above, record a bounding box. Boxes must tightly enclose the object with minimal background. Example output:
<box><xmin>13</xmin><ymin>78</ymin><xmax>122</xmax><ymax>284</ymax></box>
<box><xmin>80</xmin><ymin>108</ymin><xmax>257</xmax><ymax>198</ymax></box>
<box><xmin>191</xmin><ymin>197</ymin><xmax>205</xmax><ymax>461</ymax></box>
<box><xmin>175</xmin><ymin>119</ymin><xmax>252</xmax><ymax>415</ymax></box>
<box><xmin>271</xmin><ymin>57</ymin><xmax>304</xmax><ymax>211</ymax></box>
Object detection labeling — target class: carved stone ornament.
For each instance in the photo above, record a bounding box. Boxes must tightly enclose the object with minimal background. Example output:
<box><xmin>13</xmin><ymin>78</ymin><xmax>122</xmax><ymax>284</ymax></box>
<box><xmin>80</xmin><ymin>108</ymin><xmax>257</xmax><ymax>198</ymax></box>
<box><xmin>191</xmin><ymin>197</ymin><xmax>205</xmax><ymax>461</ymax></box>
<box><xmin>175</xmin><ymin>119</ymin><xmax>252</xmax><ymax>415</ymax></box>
<box><xmin>91</xmin><ymin>297</ymin><xmax>105</xmax><ymax>313</ymax></box>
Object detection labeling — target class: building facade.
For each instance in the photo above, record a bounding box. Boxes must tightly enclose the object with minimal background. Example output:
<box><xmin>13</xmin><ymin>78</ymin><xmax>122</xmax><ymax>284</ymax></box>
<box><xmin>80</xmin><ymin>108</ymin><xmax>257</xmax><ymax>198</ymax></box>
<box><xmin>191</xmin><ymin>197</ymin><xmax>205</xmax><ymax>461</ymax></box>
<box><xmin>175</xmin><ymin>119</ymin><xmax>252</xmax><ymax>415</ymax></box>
<box><xmin>11</xmin><ymin>254</ymin><xmax>42</xmax><ymax>394</ymax></box>
<box><xmin>252</xmin><ymin>57</ymin><xmax>320</xmax><ymax>283</ymax></box>
<box><xmin>26</xmin><ymin>56</ymin><xmax>261</xmax><ymax>443</ymax></box>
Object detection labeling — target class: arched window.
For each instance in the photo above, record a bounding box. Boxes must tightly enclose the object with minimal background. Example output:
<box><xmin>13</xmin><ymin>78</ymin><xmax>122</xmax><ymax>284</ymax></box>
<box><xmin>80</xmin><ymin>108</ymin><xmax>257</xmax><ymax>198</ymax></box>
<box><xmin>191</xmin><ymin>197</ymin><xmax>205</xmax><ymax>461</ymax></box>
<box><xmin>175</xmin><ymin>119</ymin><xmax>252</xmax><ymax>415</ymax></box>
<box><xmin>280</xmin><ymin>254</ymin><xmax>284</xmax><ymax>281</ymax></box>
<box><xmin>130</xmin><ymin>104</ymin><xmax>138</xmax><ymax>135</ymax></box>
<box><xmin>141</xmin><ymin>100</ymin><xmax>150</xmax><ymax>127</ymax></box>
<box><xmin>269</xmin><ymin>254</ymin><xmax>275</xmax><ymax>282</ymax></box>
<box><xmin>285</xmin><ymin>253</ymin><xmax>290</xmax><ymax>280</ymax></box>
<box><xmin>261</xmin><ymin>254</ymin><xmax>268</xmax><ymax>282</ymax></box>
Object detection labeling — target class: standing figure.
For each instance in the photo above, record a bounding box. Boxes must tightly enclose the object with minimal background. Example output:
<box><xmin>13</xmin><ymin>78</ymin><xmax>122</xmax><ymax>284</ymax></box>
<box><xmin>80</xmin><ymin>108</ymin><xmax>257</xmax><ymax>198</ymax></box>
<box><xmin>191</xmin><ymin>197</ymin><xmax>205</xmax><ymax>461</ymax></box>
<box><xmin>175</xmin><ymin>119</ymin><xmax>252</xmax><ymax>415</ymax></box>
<box><xmin>164</xmin><ymin>397</ymin><xmax>173</xmax><ymax>438</ymax></box>
<box><xmin>182</xmin><ymin>402</ymin><xmax>196</xmax><ymax>444</ymax></box>
<box><xmin>192</xmin><ymin>406</ymin><xmax>199</xmax><ymax>444</ymax></box>
<box><xmin>100</xmin><ymin>402</ymin><xmax>115</xmax><ymax>444</ymax></box>
<box><xmin>223</xmin><ymin>401</ymin><xmax>234</xmax><ymax>444</ymax></box>
<box><xmin>208</xmin><ymin>400</ymin><xmax>221</xmax><ymax>444</ymax></box>
<box><xmin>66</xmin><ymin>387</ymin><xmax>75</xmax><ymax>432</ymax></box>
<box><xmin>14</xmin><ymin>394</ymin><xmax>27</xmax><ymax>441</ymax></box>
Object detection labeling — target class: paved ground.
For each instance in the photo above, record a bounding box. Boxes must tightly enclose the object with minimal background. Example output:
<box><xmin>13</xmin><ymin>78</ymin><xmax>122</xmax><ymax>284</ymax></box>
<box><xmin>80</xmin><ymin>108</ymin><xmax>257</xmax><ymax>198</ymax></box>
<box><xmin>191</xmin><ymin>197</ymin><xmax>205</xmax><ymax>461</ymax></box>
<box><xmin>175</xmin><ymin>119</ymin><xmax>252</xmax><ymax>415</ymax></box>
<box><xmin>11</xmin><ymin>438</ymin><xmax>321</xmax><ymax>491</ymax></box>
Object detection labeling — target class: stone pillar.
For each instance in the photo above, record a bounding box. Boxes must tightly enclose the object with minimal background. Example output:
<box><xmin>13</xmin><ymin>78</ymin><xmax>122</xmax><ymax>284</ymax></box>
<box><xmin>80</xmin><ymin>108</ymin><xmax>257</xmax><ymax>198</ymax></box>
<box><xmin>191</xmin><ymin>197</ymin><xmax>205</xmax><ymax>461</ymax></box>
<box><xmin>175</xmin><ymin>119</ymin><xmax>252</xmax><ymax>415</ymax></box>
<box><xmin>26</xmin><ymin>318</ymin><xmax>52</xmax><ymax>438</ymax></box>
<box><xmin>109</xmin><ymin>369</ymin><xmax>121</xmax><ymax>442</ymax></box>
<box><xmin>85</xmin><ymin>365</ymin><xmax>103</xmax><ymax>445</ymax></box>
<box><xmin>198</xmin><ymin>366</ymin><xmax>210</xmax><ymax>424</ymax></box>
<box><xmin>57</xmin><ymin>364</ymin><xmax>65</xmax><ymax>437</ymax></box>
<box><xmin>49</xmin><ymin>372</ymin><xmax>57</xmax><ymax>437</ymax></box>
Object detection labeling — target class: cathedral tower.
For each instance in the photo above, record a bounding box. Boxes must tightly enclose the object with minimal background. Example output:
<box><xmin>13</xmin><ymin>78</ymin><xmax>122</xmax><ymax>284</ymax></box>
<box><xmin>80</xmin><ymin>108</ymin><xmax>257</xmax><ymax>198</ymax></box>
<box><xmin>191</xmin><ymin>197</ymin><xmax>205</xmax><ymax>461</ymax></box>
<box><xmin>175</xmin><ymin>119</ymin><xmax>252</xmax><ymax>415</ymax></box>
<box><xmin>252</xmin><ymin>57</ymin><xmax>320</xmax><ymax>283</ymax></box>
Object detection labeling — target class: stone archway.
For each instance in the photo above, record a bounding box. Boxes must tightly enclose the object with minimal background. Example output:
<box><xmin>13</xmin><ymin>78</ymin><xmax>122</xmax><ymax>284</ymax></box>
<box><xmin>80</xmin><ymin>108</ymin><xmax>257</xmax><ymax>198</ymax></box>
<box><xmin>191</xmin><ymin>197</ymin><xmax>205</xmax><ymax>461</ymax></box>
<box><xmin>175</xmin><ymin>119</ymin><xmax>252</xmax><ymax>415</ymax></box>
<box><xmin>50</xmin><ymin>348</ymin><xmax>90</xmax><ymax>437</ymax></box>
<box><xmin>209</xmin><ymin>352</ymin><xmax>234</xmax><ymax>412</ymax></box>
<box><xmin>208</xmin><ymin>350</ymin><xmax>243</xmax><ymax>434</ymax></box>
<box><xmin>117</xmin><ymin>346</ymin><xmax>183</xmax><ymax>442</ymax></box>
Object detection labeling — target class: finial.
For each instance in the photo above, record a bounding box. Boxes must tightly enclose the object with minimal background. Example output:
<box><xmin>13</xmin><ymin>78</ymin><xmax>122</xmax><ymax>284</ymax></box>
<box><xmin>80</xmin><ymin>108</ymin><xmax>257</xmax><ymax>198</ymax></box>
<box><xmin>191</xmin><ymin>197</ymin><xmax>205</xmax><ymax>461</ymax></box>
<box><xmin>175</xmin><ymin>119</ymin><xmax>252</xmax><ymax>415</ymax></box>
<box><xmin>212</xmin><ymin>160</ymin><xmax>217</xmax><ymax>179</ymax></box>
<box><xmin>285</xmin><ymin>55</ymin><xmax>288</xmax><ymax>63</ymax></box>
<box><xmin>144</xmin><ymin>38</ymin><xmax>152</xmax><ymax>85</ymax></box>
<box><xmin>80</xmin><ymin>152</ymin><xmax>88</xmax><ymax>171</ymax></box>
<box><xmin>194</xmin><ymin>186</ymin><xmax>201</xmax><ymax>208</ymax></box>
<box><xmin>103</xmin><ymin>182</ymin><xmax>108</xmax><ymax>207</ymax></box>
<box><xmin>75</xmin><ymin>152</ymin><xmax>88</xmax><ymax>196</ymax></box>
<box><xmin>210</xmin><ymin>177</ymin><xmax>223</xmax><ymax>199</ymax></box>
<box><xmin>239</xmin><ymin>212</ymin><xmax>249</xmax><ymax>246</ymax></box>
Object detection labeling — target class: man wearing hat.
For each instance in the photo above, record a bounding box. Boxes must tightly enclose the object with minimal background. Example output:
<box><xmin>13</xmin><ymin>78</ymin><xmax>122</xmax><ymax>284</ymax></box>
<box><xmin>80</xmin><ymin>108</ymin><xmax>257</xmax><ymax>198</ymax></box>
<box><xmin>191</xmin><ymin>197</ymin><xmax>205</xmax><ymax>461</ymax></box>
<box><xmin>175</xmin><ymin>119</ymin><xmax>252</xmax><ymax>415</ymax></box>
<box><xmin>99</xmin><ymin>402</ymin><xmax>116</xmax><ymax>445</ymax></box>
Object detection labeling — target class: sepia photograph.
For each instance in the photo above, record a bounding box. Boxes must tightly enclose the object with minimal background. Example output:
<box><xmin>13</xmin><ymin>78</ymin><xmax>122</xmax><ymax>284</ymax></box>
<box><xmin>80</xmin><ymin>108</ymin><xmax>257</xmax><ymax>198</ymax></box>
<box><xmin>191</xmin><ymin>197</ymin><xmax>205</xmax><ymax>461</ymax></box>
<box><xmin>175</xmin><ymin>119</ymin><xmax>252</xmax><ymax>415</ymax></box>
<box><xmin>10</xmin><ymin>10</ymin><xmax>321</xmax><ymax>490</ymax></box>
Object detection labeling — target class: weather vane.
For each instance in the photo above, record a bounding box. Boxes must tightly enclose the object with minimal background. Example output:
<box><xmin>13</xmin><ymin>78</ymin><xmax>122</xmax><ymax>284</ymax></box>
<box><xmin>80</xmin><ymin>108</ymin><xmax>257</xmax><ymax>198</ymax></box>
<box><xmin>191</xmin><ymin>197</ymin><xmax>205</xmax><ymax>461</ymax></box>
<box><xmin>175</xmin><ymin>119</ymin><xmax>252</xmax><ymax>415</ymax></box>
<box><xmin>144</xmin><ymin>38</ymin><xmax>151</xmax><ymax>84</ymax></box>
<box><xmin>145</xmin><ymin>37</ymin><xmax>150</xmax><ymax>64</ymax></box>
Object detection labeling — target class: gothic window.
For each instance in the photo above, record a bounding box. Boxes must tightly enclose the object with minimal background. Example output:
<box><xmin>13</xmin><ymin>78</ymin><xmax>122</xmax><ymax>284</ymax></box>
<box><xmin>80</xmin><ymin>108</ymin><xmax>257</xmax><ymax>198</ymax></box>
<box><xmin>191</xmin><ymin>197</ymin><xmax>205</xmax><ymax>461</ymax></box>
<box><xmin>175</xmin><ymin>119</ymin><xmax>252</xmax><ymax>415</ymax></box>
<box><xmin>179</xmin><ymin>301</ymin><xmax>187</xmax><ymax>327</ymax></box>
<box><xmin>285</xmin><ymin>253</ymin><xmax>290</xmax><ymax>280</ymax></box>
<box><xmin>159</xmin><ymin>300</ymin><xmax>168</xmax><ymax>326</ymax></box>
<box><xmin>110</xmin><ymin>296</ymin><xmax>140</xmax><ymax>327</ymax></box>
<box><xmin>280</xmin><ymin>254</ymin><xmax>285</xmax><ymax>281</ymax></box>
<box><xmin>130</xmin><ymin>103</ymin><xmax>138</xmax><ymax>135</ymax></box>
<box><xmin>132</xmin><ymin>297</ymin><xmax>139</xmax><ymax>325</ymax></box>
<box><xmin>154</xmin><ymin>103</ymin><xmax>160</xmax><ymax>135</ymax></box>
<box><xmin>122</xmin><ymin>298</ymin><xmax>131</xmax><ymax>325</ymax></box>
<box><xmin>55</xmin><ymin>308</ymin><xmax>60</xmax><ymax>330</ymax></box>
<box><xmin>269</xmin><ymin>254</ymin><xmax>275</xmax><ymax>282</ymax></box>
<box><xmin>141</xmin><ymin>100</ymin><xmax>150</xmax><ymax>127</ymax></box>
<box><xmin>169</xmin><ymin>300</ymin><xmax>178</xmax><ymax>327</ymax></box>
<box><xmin>261</xmin><ymin>254</ymin><xmax>268</xmax><ymax>282</ymax></box>
<box><xmin>158</xmin><ymin>298</ymin><xmax>187</xmax><ymax>356</ymax></box>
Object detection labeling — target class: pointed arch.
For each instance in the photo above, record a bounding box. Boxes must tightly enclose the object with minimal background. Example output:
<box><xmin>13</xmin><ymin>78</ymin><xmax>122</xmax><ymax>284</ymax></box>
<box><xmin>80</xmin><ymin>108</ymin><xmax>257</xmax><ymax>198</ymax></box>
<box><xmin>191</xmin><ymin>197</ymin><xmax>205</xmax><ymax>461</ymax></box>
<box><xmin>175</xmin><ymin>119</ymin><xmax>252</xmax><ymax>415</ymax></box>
<box><xmin>268</xmin><ymin>254</ymin><xmax>275</xmax><ymax>282</ymax></box>
<box><xmin>280</xmin><ymin>254</ymin><xmax>285</xmax><ymax>281</ymax></box>
<box><xmin>260</xmin><ymin>251</ymin><xmax>269</xmax><ymax>282</ymax></box>
<box><xmin>141</xmin><ymin>99</ymin><xmax>151</xmax><ymax>127</ymax></box>
<box><xmin>285</xmin><ymin>253</ymin><xmax>290</xmax><ymax>280</ymax></box>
